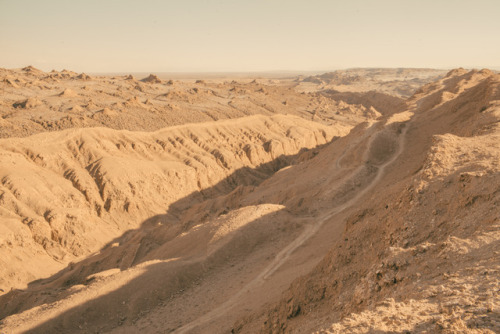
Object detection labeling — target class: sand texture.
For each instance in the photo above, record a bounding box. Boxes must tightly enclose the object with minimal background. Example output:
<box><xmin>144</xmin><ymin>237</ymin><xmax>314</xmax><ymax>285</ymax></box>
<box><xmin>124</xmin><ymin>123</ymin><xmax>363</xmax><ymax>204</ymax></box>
<box><xmin>0</xmin><ymin>67</ymin><xmax>498</xmax><ymax>334</ymax></box>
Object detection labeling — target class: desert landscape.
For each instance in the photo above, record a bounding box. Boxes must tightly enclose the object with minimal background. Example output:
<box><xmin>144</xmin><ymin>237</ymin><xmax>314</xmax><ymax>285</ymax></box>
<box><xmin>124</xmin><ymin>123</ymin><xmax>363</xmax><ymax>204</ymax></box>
<box><xmin>0</xmin><ymin>65</ymin><xmax>498</xmax><ymax>333</ymax></box>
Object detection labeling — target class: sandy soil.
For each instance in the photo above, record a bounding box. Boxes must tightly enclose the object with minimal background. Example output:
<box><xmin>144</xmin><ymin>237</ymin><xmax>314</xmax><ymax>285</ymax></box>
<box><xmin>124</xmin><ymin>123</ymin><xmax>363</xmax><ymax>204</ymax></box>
<box><xmin>0</xmin><ymin>67</ymin><xmax>498</xmax><ymax>334</ymax></box>
<box><xmin>250</xmin><ymin>68</ymin><xmax>500</xmax><ymax>334</ymax></box>
<box><xmin>0</xmin><ymin>66</ymin><xmax>382</xmax><ymax>139</ymax></box>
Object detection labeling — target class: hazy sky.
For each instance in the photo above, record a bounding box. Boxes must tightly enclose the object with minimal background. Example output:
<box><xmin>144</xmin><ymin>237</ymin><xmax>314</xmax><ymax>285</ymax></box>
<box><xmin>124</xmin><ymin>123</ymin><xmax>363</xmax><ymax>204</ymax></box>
<box><xmin>1</xmin><ymin>0</ymin><xmax>499</xmax><ymax>72</ymax></box>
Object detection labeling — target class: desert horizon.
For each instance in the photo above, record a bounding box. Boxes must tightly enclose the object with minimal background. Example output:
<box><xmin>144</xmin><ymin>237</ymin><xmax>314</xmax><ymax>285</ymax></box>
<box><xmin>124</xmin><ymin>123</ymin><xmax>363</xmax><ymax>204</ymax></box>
<box><xmin>12</xmin><ymin>66</ymin><xmax>500</xmax><ymax>79</ymax></box>
<box><xmin>1</xmin><ymin>0</ymin><xmax>499</xmax><ymax>333</ymax></box>
<box><xmin>0</xmin><ymin>64</ymin><xmax>499</xmax><ymax>333</ymax></box>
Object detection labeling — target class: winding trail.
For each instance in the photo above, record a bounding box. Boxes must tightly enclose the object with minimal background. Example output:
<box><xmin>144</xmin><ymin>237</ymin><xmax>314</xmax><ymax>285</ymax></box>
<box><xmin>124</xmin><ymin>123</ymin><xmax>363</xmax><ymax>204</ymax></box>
<box><xmin>174</xmin><ymin>117</ymin><xmax>411</xmax><ymax>334</ymax></box>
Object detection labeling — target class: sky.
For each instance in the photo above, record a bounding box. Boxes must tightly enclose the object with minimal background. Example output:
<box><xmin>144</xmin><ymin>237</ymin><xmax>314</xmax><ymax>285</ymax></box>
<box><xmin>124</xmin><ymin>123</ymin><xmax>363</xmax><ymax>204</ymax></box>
<box><xmin>1</xmin><ymin>0</ymin><xmax>499</xmax><ymax>73</ymax></box>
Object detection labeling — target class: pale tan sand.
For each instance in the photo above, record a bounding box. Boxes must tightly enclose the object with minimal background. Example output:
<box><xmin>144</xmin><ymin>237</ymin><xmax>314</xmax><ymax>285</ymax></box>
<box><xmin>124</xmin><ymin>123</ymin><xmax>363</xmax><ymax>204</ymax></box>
<box><xmin>0</xmin><ymin>67</ymin><xmax>498</xmax><ymax>334</ymax></box>
<box><xmin>0</xmin><ymin>66</ymin><xmax>395</xmax><ymax>139</ymax></box>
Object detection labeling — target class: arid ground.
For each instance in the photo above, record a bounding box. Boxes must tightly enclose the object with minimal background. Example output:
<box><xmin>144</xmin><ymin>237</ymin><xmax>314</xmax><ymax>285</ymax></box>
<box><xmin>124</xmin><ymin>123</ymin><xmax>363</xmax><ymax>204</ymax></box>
<box><xmin>0</xmin><ymin>66</ymin><xmax>498</xmax><ymax>333</ymax></box>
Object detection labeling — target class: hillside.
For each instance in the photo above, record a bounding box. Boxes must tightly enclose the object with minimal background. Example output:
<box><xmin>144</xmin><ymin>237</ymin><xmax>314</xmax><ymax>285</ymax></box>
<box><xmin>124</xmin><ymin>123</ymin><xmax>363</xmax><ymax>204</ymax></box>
<box><xmin>0</xmin><ymin>68</ymin><xmax>498</xmax><ymax>334</ymax></box>
<box><xmin>0</xmin><ymin>114</ymin><xmax>347</xmax><ymax>294</ymax></box>
<box><xmin>242</xmin><ymin>69</ymin><xmax>500</xmax><ymax>333</ymax></box>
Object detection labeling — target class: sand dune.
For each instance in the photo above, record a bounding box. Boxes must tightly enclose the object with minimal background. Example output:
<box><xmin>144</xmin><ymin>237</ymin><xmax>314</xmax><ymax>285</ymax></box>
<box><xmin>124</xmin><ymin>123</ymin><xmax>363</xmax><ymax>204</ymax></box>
<box><xmin>0</xmin><ymin>68</ymin><xmax>498</xmax><ymax>334</ymax></box>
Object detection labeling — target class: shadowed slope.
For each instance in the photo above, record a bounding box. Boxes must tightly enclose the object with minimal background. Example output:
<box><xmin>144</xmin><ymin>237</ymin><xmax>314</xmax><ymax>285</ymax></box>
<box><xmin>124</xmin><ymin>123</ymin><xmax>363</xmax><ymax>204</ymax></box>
<box><xmin>0</xmin><ymin>69</ymin><xmax>498</xmax><ymax>334</ymax></box>
<box><xmin>0</xmin><ymin>114</ymin><xmax>346</xmax><ymax>294</ymax></box>
<box><xmin>243</xmin><ymin>69</ymin><xmax>500</xmax><ymax>334</ymax></box>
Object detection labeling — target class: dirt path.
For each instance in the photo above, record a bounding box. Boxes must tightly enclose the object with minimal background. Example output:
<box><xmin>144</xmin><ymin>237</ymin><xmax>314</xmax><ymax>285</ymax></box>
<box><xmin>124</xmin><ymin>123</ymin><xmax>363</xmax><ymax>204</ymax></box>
<box><xmin>174</xmin><ymin>117</ymin><xmax>410</xmax><ymax>333</ymax></box>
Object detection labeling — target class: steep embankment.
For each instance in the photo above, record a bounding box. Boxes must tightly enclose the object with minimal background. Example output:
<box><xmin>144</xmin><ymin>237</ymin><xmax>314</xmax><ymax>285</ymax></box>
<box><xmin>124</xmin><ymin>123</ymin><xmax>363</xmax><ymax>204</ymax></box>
<box><xmin>0</xmin><ymin>114</ymin><xmax>400</xmax><ymax>334</ymax></box>
<box><xmin>0</xmin><ymin>114</ymin><xmax>346</xmax><ymax>295</ymax></box>
<box><xmin>245</xmin><ymin>69</ymin><xmax>500</xmax><ymax>333</ymax></box>
<box><xmin>0</xmin><ymin>96</ymin><xmax>409</xmax><ymax>332</ymax></box>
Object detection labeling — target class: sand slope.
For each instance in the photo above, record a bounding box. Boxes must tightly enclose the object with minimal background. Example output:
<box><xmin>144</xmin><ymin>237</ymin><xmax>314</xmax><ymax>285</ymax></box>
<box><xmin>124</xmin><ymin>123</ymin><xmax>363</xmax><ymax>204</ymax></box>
<box><xmin>0</xmin><ymin>68</ymin><xmax>498</xmax><ymax>334</ymax></box>
<box><xmin>250</xmin><ymin>69</ymin><xmax>500</xmax><ymax>333</ymax></box>
<box><xmin>0</xmin><ymin>114</ymin><xmax>346</xmax><ymax>296</ymax></box>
